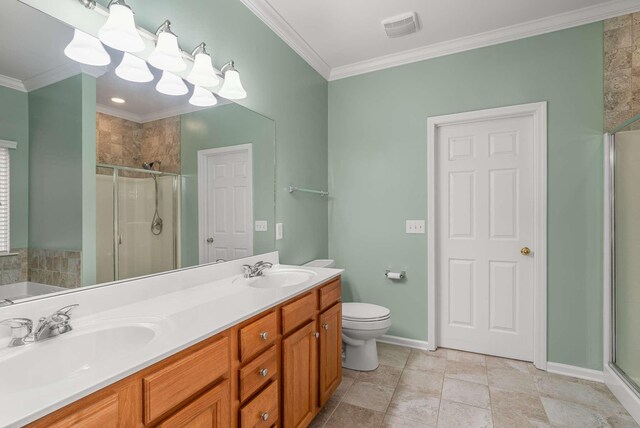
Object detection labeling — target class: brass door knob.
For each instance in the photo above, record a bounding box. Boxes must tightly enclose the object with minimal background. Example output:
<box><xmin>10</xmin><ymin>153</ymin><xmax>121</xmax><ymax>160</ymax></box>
<box><xmin>521</xmin><ymin>247</ymin><xmax>531</xmax><ymax>256</ymax></box>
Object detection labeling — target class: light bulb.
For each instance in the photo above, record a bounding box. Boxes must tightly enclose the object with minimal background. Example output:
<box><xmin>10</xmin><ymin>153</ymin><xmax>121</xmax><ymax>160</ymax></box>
<box><xmin>187</xmin><ymin>51</ymin><xmax>219</xmax><ymax>87</ymax></box>
<box><xmin>189</xmin><ymin>86</ymin><xmax>218</xmax><ymax>107</ymax></box>
<box><xmin>98</xmin><ymin>1</ymin><xmax>145</xmax><ymax>53</ymax></box>
<box><xmin>219</xmin><ymin>67</ymin><xmax>247</xmax><ymax>100</ymax></box>
<box><xmin>156</xmin><ymin>71</ymin><xmax>188</xmax><ymax>96</ymax></box>
<box><xmin>115</xmin><ymin>53</ymin><xmax>154</xmax><ymax>83</ymax></box>
<box><xmin>148</xmin><ymin>23</ymin><xmax>186</xmax><ymax>72</ymax></box>
<box><xmin>64</xmin><ymin>29</ymin><xmax>111</xmax><ymax>66</ymax></box>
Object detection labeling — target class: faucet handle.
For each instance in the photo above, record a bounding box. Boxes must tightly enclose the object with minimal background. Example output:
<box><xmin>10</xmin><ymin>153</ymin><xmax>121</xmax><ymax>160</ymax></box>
<box><xmin>0</xmin><ymin>318</ymin><xmax>33</xmax><ymax>347</ymax></box>
<box><xmin>54</xmin><ymin>304</ymin><xmax>79</xmax><ymax>317</ymax></box>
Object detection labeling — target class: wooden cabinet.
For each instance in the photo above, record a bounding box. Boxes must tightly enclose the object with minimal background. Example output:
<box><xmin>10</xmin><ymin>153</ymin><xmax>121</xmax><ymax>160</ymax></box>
<box><xmin>318</xmin><ymin>303</ymin><xmax>342</xmax><ymax>407</ymax></box>
<box><xmin>282</xmin><ymin>321</ymin><xmax>317</xmax><ymax>428</ymax></box>
<box><xmin>29</xmin><ymin>275</ymin><xmax>342</xmax><ymax>428</ymax></box>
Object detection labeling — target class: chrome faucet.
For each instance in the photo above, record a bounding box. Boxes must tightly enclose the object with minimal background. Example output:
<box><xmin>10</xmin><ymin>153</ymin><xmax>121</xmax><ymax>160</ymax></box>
<box><xmin>0</xmin><ymin>304</ymin><xmax>78</xmax><ymax>347</ymax></box>
<box><xmin>242</xmin><ymin>261</ymin><xmax>273</xmax><ymax>278</ymax></box>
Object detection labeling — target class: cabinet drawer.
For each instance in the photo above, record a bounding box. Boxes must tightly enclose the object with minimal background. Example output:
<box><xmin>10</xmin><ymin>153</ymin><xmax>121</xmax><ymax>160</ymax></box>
<box><xmin>239</xmin><ymin>346</ymin><xmax>277</xmax><ymax>402</ymax></box>
<box><xmin>240</xmin><ymin>311</ymin><xmax>277</xmax><ymax>362</ymax></box>
<box><xmin>156</xmin><ymin>380</ymin><xmax>230</xmax><ymax>428</ymax></box>
<box><xmin>240</xmin><ymin>380</ymin><xmax>279</xmax><ymax>428</ymax></box>
<box><xmin>48</xmin><ymin>394</ymin><xmax>119</xmax><ymax>428</ymax></box>
<box><xmin>319</xmin><ymin>278</ymin><xmax>341</xmax><ymax>311</ymax></box>
<box><xmin>281</xmin><ymin>292</ymin><xmax>316</xmax><ymax>335</ymax></box>
<box><xmin>144</xmin><ymin>336</ymin><xmax>229</xmax><ymax>423</ymax></box>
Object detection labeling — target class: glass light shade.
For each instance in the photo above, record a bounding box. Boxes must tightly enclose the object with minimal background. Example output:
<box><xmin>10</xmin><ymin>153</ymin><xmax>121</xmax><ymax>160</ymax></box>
<box><xmin>156</xmin><ymin>71</ymin><xmax>188</xmax><ymax>96</ymax></box>
<box><xmin>189</xmin><ymin>86</ymin><xmax>218</xmax><ymax>107</ymax></box>
<box><xmin>98</xmin><ymin>3</ymin><xmax>145</xmax><ymax>53</ymax></box>
<box><xmin>218</xmin><ymin>69</ymin><xmax>247</xmax><ymax>100</ymax></box>
<box><xmin>148</xmin><ymin>32</ymin><xmax>186</xmax><ymax>72</ymax></box>
<box><xmin>64</xmin><ymin>29</ymin><xmax>111</xmax><ymax>66</ymax></box>
<box><xmin>187</xmin><ymin>53</ymin><xmax>220</xmax><ymax>87</ymax></box>
<box><xmin>115</xmin><ymin>53</ymin><xmax>154</xmax><ymax>83</ymax></box>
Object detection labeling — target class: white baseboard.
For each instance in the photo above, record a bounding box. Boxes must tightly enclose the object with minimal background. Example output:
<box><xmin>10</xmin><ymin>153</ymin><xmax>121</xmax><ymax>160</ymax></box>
<box><xmin>604</xmin><ymin>365</ymin><xmax>640</xmax><ymax>424</ymax></box>
<box><xmin>546</xmin><ymin>362</ymin><xmax>604</xmax><ymax>383</ymax></box>
<box><xmin>378</xmin><ymin>334</ymin><xmax>431</xmax><ymax>351</ymax></box>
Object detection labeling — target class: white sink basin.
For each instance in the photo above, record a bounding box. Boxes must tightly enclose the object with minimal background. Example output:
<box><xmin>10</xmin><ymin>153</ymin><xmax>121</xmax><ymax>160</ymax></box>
<box><xmin>234</xmin><ymin>268</ymin><xmax>316</xmax><ymax>289</ymax></box>
<box><xmin>0</xmin><ymin>321</ymin><xmax>161</xmax><ymax>394</ymax></box>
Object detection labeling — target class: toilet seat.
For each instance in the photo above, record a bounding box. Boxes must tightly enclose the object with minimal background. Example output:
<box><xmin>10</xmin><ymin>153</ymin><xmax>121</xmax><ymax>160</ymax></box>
<box><xmin>342</xmin><ymin>302</ymin><xmax>390</xmax><ymax>322</ymax></box>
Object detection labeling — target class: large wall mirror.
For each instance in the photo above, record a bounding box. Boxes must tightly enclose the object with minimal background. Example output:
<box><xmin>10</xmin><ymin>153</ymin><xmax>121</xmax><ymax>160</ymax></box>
<box><xmin>0</xmin><ymin>1</ymin><xmax>276</xmax><ymax>304</ymax></box>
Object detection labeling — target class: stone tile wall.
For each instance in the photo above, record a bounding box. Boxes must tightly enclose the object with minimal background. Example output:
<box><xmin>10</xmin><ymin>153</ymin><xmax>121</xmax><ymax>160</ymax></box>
<box><xmin>0</xmin><ymin>249</ymin><xmax>28</xmax><ymax>285</ymax></box>
<box><xmin>28</xmin><ymin>248</ymin><xmax>81</xmax><ymax>289</ymax></box>
<box><xmin>604</xmin><ymin>13</ymin><xmax>640</xmax><ymax>130</ymax></box>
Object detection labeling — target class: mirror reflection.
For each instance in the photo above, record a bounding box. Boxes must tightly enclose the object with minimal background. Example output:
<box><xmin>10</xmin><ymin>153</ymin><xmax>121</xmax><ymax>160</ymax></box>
<box><xmin>0</xmin><ymin>1</ymin><xmax>275</xmax><ymax>303</ymax></box>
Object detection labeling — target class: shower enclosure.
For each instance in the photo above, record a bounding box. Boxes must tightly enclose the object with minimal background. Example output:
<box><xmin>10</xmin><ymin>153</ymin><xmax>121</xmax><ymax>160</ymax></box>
<box><xmin>96</xmin><ymin>164</ymin><xmax>180</xmax><ymax>283</ymax></box>
<box><xmin>606</xmin><ymin>116</ymin><xmax>640</xmax><ymax>414</ymax></box>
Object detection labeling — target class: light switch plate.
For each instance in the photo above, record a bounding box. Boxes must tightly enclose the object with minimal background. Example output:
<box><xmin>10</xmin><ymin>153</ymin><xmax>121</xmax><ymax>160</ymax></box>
<box><xmin>255</xmin><ymin>221</ymin><xmax>268</xmax><ymax>232</ymax></box>
<box><xmin>406</xmin><ymin>220</ymin><xmax>425</xmax><ymax>234</ymax></box>
<box><xmin>276</xmin><ymin>223</ymin><xmax>283</xmax><ymax>240</ymax></box>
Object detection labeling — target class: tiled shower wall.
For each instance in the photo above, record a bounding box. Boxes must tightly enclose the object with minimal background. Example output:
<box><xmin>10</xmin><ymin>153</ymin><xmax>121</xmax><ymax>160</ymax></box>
<box><xmin>0</xmin><ymin>249</ymin><xmax>28</xmax><ymax>285</ymax></box>
<box><xmin>604</xmin><ymin>13</ymin><xmax>640</xmax><ymax>130</ymax></box>
<box><xmin>96</xmin><ymin>112</ymin><xmax>181</xmax><ymax>174</ymax></box>
<box><xmin>27</xmin><ymin>249</ymin><xmax>82</xmax><ymax>289</ymax></box>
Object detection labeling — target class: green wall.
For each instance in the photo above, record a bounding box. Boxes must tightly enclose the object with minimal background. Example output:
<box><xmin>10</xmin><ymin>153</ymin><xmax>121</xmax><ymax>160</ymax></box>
<box><xmin>94</xmin><ymin>0</ymin><xmax>329</xmax><ymax>265</ymax></box>
<box><xmin>329</xmin><ymin>24</ymin><xmax>604</xmax><ymax>370</ymax></box>
<box><xmin>180</xmin><ymin>103</ymin><xmax>276</xmax><ymax>267</ymax></box>
<box><xmin>0</xmin><ymin>86</ymin><xmax>29</xmax><ymax>250</ymax></box>
<box><xmin>81</xmin><ymin>75</ymin><xmax>97</xmax><ymax>286</ymax></box>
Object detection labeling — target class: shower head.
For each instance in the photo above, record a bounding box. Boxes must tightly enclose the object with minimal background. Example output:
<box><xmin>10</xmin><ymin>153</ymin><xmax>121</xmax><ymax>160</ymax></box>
<box><xmin>142</xmin><ymin>160</ymin><xmax>162</xmax><ymax>171</ymax></box>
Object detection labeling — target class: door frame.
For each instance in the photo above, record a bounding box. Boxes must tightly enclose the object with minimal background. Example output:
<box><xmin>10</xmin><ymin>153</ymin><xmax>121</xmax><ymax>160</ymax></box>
<box><xmin>426</xmin><ymin>102</ymin><xmax>547</xmax><ymax>369</ymax></box>
<box><xmin>197</xmin><ymin>144</ymin><xmax>253</xmax><ymax>264</ymax></box>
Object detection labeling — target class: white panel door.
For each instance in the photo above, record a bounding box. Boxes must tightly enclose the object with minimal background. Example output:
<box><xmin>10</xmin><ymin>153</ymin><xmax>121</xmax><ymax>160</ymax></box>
<box><xmin>437</xmin><ymin>115</ymin><xmax>534</xmax><ymax>361</ymax></box>
<box><xmin>201</xmin><ymin>147</ymin><xmax>253</xmax><ymax>263</ymax></box>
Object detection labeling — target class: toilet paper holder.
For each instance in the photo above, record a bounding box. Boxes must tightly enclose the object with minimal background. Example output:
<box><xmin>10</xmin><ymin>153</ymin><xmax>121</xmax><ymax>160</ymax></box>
<box><xmin>385</xmin><ymin>270</ymin><xmax>406</xmax><ymax>280</ymax></box>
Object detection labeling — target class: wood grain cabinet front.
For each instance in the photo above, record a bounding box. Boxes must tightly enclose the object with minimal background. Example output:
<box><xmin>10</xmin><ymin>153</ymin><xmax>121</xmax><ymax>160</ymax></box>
<box><xmin>318</xmin><ymin>303</ymin><xmax>342</xmax><ymax>407</ymax></box>
<box><xmin>239</xmin><ymin>311</ymin><xmax>278</xmax><ymax>362</ymax></box>
<box><xmin>156</xmin><ymin>380</ymin><xmax>230</xmax><ymax>428</ymax></box>
<box><xmin>240</xmin><ymin>380</ymin><xmax>279</xmax><ymax>428</ymax></box>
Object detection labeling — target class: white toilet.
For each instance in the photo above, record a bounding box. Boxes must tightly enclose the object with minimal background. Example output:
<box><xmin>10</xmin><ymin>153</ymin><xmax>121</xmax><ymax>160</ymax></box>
<box><xmin>303</xmin><ymin>259</ymin><xmax>392</xmax><ymax>371</ymax></box>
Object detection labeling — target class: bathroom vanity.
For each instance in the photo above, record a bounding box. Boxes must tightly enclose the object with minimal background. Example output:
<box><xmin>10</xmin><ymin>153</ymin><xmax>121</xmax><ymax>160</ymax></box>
<box><xmin>0</xmin><ymin>253</ymin><xmax>342</xmax><ymax>427</ymax></box>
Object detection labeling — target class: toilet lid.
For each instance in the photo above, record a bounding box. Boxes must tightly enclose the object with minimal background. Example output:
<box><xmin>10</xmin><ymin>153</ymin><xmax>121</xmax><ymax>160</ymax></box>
<box><xmin>342</xmin><ymin>303</ymin><xmax>391</xmax><ymax>321</ymax></box>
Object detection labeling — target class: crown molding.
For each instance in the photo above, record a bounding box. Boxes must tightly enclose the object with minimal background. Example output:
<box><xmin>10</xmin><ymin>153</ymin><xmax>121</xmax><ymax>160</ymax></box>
<box><xmin>237</xmin><ymin>0</ymin><xmax>331</xmax><ymax>79</ymax></box>
<box><xmin>97</xmin><ymin>98</ymin><xmax>232</xmax><ymax>124</ymax></box>
<box><xmin>96</xmin><ymin>104</ymin><xmax>144</xmax><ymax>123</ymax></box>
<box><xmin>0</xmin><ymin>74</ymin><xmax>26</xmax><ymax>92</ymax></box>
<box><xmin>329</xmin><ymin>0</ymin><xmax>640</xmax><ymax>80</ymax></box>
<box><xmin>22</xmin><ymin>63</ymin><xmax>108</xmax><ymax>92</ymax></box>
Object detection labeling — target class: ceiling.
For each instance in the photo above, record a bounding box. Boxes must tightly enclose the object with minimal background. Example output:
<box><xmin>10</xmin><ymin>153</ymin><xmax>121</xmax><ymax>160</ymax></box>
<box><xmin>240</xmin><ymin>0</ymin><xmax>640</xmax><ymax>80</ymax></box>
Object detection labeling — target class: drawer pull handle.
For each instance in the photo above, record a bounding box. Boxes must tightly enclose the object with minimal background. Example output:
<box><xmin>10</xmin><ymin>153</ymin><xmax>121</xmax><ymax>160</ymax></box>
<box><xmin>259</xmin><ymin>368</ymin><xmax>269</xmax><ymax>377</ymax></box>
<box><xmin>259</xmin><ymin>331</ymin><xmax>269</xmax><ymax>341</ymax></box>
<box><xmin>322</xmin><ymin>323</ymin><xmax>329</xmax><ymax>330</ymax></box>
<box><xmin>261</xmin><ymin>412</ymin><xmax>269</xmax><ymax>421</ymax></box>
<box><xmin>314</xmin><ymin>332</ymin><xmax>319</xmax><ymax>339</ymax></box>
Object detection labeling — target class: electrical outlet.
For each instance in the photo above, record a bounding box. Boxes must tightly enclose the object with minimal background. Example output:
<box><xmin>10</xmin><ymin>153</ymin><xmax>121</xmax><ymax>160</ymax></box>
<box><xmin>406</xmin><ymin>220</ymin><xmax>425</xmax><ymax>234</ymax></box>
<box><xmin>276</xmin><ymin>223</ymin><xmax>283</xmax><ymax>240</ymax></box>
<box><xmin>255</xmin><ymin>221</ymin><xmax>268</xmax><ymax>232</ymax></box>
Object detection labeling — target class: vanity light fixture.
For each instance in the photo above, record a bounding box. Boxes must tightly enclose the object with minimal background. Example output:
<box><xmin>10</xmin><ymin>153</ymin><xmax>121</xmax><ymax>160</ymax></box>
<box><xmin>115</xmin><ymin>52</ymin><xmax>154</xmax><ymax>83</ymax></box>
<box><xmin>64</xmin><ymin>29</ymin><xmax>111</xmax><ymax>66</ymax></box>
<box><xmin>148</xmin><ymin>20</ymin><xmax>186</xmax><ymax>72</ymax></box>
<box><xmin>218</xmin><ymin>61</ymin><xmax>247</xmax><ymax>100</ymax></box>
<box><xmin>156</xmin><ymin>71</ymin><xmax>188</xmax><ymax>96</ymax></box>
<box><xmin>187</xmin><ymin>43</ymin><xmax>220</xmax><ymax>88</ymax></box>
<box><xmin>111</xmin><ymin>97</ymin><xmax>126</xmax><ymax>104</ymax></box>
<box><xmin>98</xmin><ymin>0</ymin><xmax>145</xmax><ymax>53</ymax></box>
<box><xmin>189</xmin><ymin>86</ymin><xmax>218</xmax><ymax>107</ymax></box>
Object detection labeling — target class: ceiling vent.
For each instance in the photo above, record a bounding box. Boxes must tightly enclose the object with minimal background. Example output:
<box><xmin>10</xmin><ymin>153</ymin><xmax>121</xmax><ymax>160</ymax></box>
<box><xmin>382</xmin><ymin>12</ymin><xmax>419</xmax><ymax>39</ymax></box>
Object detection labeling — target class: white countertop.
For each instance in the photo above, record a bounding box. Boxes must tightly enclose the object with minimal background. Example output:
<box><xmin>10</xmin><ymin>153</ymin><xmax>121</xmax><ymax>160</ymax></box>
<box><xmin>0</xmin><ymin>252</ymin><xmax>343</xmax><ymax>427</ymax></box>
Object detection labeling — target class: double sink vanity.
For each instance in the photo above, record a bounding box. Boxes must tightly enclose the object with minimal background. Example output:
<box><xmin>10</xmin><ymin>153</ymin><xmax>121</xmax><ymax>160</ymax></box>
<box><xmin>0</xmin><ymin>252</ymin><xmax>343</xmax><ymax>427</ymax></box>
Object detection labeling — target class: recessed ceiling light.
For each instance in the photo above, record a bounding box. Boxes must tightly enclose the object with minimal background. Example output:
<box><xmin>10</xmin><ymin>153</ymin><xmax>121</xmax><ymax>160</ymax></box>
<box><xmin>111</xmin><ymin>97</ymin><xmax>126</xmax><ymax>104</ymax></box>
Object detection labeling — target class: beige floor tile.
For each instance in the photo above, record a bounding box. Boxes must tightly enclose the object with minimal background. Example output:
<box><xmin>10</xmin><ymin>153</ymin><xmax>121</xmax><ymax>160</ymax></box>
<box><xmin>398</xmin><ymin>368</ymin><xmax>444</xmax><ymax>394</ymax></box>
<box><xmin>406</xmin><ymin>349</ymin><xmax>448</xmax><ymax>373</ymax></box>
<box><xmin>333</xmin><ymin>375</ymin><xmax>355</xmax><ymax>400</ymax></box>
<box><xmin>445</xmin><ymin>360</ymin><xmax>488</xmax><ymax>385</ymax></box>
<box><xmin>324</xmin><ymin>403</ymin><xmax>385</xmax><ymax>428</ymax></box>
<box><xmin>429</xmin><ymin>347</ymin><xmax>449</xmax><ymax>359</ymax></box>
<box><xmin>489</xmin><ymin>387</ymin><xmax>550</xmax><ymax>427</ymax></box>
<box><xmin>487</xmin><ymin>367</ymin><xmax>537</xmax><ymax>394</ymax></box>
<box><xmin>343</xmin><ymin>368</ymin><xmax>360</xmax><ymax>379</ymax></box>
<box><xmin>386</xmin><ymin>384</ymin><xmax>440</xmax><ymax>425</ymax></box>
<box><xmin>486</xmin><ymin>355</ymin><xmax>533</xmax><ymax>373</ymax></box>
<box><xmin>541</xmin><ymin>396</ymin><xmax>616</xmax><ymax>428</ymax></box>
<box><xmin>342</xmin><ymin>380</ymin><xmax>395</xmax><ymax>412</ymax></box>
<box><xmin>437</xmin><ymin>400</ymin><xmax>493</xmax><ymax>428</ymax></box>
<box><xmin>309</xmin><ymin>396</ymin><xmax>340</xmax><ymax>428</ymax></box>
<box><xmin>357</xmin><ymin>364</ymin><xmax>403</xmax><ymax>387</ymax></box>
<box><xmin>447</xmin><ymin>349</ymin><xmax>487</xmax><ymax>365</ymax></box>
<box><xmin>377</xmin><ymin>342</ymin><xmax>411</xmax><ymax>368</ymax></box>
<box><xmin>382</xmin><ymin>414</ymin><xmax>435</xmax><ymax>427</ymax></box>
<box><xmin>442</xmin><ymin>378</ymin><xmax>491</xmax><ymax>409</ymax></box>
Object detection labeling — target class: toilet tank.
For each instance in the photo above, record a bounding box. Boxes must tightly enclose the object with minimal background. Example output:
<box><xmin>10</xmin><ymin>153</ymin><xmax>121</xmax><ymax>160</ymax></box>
<box><xmin>303</xmin><ymin>259</ymin><xmax>336</xmax><ymax>268</ymax></box>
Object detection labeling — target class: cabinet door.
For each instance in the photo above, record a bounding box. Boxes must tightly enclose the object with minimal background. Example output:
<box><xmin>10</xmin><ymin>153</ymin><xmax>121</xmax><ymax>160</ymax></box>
<box><xmin>282</xmin><ymin>321</ymin><xmax>317</xmax><ymax>428</ymax></box>
<box><xmin>156</xmin><ymin>380</ymin><xmax>230</xmax><ymax>428</ymax></box>
<box><xmin>318</xmin><ymin>303</ymin><xmax>342</xmax><ymax>406</ymax></box>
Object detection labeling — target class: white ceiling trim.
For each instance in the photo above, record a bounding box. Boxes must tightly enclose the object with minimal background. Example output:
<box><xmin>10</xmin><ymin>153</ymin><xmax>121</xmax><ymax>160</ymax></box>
<box><xmin>329</xmin><ymin>0</ymin><xmax>640</xmax><ymax>80</ymax></box>
<box><xmin>96</xmin><ymin>103</ymin><xmax>144</xmax><ymax>123</ymax></box>
<box><xmin>0</xmin><ymin>74</ymin><xmax>26</xmax><ymax>92</ymax></box>
<box><xmin>97</xmin><ymin>98</ymin><xmax>231</xmax><ymax>124</ymax></box>
<box><xmin>237</xmin><ymin>0</ymin><xmax>331</xmax><ymax>79</ymax></box>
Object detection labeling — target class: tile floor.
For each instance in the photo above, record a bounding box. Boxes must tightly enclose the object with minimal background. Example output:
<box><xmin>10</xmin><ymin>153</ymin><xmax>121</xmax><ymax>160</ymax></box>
<box><xmin>310</xmin><ymin>343</ymin><xmax>639</xmax><ymax>428</ymax></box>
